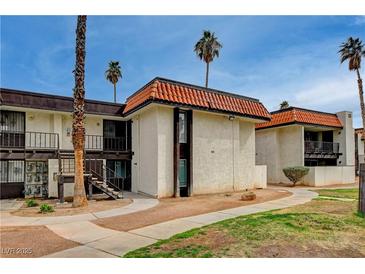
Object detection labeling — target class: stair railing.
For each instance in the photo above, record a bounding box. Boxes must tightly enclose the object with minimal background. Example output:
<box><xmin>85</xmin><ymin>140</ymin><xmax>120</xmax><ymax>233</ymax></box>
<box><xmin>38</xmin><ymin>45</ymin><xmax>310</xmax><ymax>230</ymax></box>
<box><xmin>85</xmin><ymin>157</ymin><xmax>124</xmax><ymax>198</ymax></box>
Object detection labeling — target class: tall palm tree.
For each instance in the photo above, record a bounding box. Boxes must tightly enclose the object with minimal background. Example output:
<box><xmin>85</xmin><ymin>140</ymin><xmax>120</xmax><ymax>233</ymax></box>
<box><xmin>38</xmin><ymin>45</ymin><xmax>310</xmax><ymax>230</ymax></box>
<box><xmin>194</xmin><ymin>30</ymin><xmax>222</xmax><ymax>88</ymax></box>
<box><xmin>339</xmin><ymin>37</ymin><xmax>365</xmax><ymax>215</ymax></box>
<box><xmin>280</xmin><ymin>100</ymin><xmax>289</xmax><ymax>110</ymax></box>
<box><xmin>105</xmin><ymin>61</ymin><xmax>122</xmax><ymax>103</ymax></box>
<box><xmin>72</xmin><ymin>15</ymin><xmax>88</xmax><ymax>208</ymax></box>
<box><xmin>339</xmin><ymin>37</ymin><xmax>365</xmax><ymax>136</ymax></box>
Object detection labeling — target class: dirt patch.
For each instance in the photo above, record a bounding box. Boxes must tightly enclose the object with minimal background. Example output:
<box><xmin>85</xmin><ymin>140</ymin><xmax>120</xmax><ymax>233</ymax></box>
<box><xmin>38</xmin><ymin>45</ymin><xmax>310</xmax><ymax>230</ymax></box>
<box><xmin>148</xmin><ymin>229</ymin><xmax>237</xmax><ymax>258</ymax></box>
<box><xmin>0</xmin><ymin>226</ymin><xmax>79</xmax><ymax>258</ymax></box>
<box><xmin>254</xmin><ymin>241</ymin><xmax>365</xmax><ymax>258</ymax></box>
<box><xmin>11</xmin><ymin>196</ymin><xmax>132</xmax><ymax>217</ymax></box>
<box><xmin>94</xmin><ymin>188</ymin><xmax>291</xmax><ymax>231</ymax></box>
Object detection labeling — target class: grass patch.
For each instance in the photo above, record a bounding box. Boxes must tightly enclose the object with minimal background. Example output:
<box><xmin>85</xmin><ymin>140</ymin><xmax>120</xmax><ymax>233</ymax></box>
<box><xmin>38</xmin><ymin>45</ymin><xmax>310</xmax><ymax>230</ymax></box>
<box><xmin>124</xmin><ymin>193</ymin><xmax>365</xmax><ymax>258</ymax></box>
<box><xmin>316</xmin><ymin>188</ymin><xmax>358</xmax><ymax>200</ymax></box>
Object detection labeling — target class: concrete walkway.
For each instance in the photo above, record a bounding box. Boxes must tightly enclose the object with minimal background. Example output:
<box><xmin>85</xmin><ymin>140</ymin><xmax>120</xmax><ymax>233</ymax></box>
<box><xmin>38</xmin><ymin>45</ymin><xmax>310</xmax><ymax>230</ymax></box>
<box><xmin>44</xmin><ymin>188</ymin><xmax>318</xmax><ymax>258</ymax></box>
<box><xmin>0</xmin><ymin>194</ymin><xmax>158</xmax><ymax>227</ymax></box>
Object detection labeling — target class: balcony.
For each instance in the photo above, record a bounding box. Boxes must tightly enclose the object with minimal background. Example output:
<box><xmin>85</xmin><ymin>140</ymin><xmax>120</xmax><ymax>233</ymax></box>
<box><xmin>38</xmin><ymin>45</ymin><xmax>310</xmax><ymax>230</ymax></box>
<box><xmin>0</xmin><ymin>131</ymin><xmax>127</xmax><ymax>152</ymax></box>
<box><xmin>84</xmin><ymin>135</ymin><xmax>126</xmax><ymax>151</ymax></box>
<box><xmin>0</xmin><ymin>131</ymin><xmax>59</xmax><ymax>150</ymax></box>
<box><xmin>304</xmin><ymin>141</ymin><xmax>340</xmax><ymax>154</ymax></box>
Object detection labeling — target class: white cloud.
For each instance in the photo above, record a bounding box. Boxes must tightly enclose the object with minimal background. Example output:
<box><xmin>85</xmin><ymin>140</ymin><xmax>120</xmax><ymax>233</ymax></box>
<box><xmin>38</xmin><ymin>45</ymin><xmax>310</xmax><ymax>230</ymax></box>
<box><xmin>353</xmin><ymin>16</ymin><xmax>365</xmax><ymax>26</ymax></box>
<box><xmin>294</xmin><ymin>74</ymin><xmax>357</xmax><ymax>108</ymax></box>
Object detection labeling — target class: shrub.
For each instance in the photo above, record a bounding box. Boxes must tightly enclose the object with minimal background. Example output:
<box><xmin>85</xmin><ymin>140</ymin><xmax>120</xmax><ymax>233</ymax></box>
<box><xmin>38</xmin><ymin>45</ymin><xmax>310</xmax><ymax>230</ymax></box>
<box><xmin>283</xmin><ymin>166</ymin><xmax>309</xmax><ymax>186</ymax></box>
<box><xmin>25</xmin><ymin>199</ymin><xmax>38</xmax><ymax>207</ymax></box>
<box><xmin>39</xmin><ymin>204</ymin><xmax>54</xmax><ymax>214</ymax></box>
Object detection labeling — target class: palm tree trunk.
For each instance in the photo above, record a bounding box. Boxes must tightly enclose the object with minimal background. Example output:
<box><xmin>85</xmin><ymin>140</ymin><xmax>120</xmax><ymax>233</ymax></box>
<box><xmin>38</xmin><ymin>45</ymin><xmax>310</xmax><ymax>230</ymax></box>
<box><xmin>357</xmin><ymin>69</ymin><xmax>365</xmax><ymax>149</ymax></box>
<box><xmin>72</xmin><ymin>15</ymin><xmax>88</xmax><ymax>208</ymax></box>
<box><xmin>356</xmin><ymin>68</ymin><xmax>365</xmax><ymax>216</ymax></box>
<box><xmin>113</xmin><ymin>83</ymin><xmax>117</xmax><ymax>103</ymax></box>
<box><xmin>205</xmin><ymin>62</ymin><xmax>210</xmax><ymax>88</ymax></box>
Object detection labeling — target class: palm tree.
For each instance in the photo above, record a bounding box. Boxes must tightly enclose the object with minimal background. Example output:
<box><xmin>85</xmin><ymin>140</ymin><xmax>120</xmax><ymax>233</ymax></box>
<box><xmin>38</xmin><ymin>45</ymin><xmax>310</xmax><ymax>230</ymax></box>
<box><xmin>280</xmin><ymin>100</ymin><xmax>289</xmax><ymax>110</ymax></box>
<box><xmin>194</xmin><ymin>30</ymin><xmax>222</xmax><ymax>88</ymax></box>
<box><xmin>339</xmin><ymin>37</ymin><xmax>365</xmax><ymax>215</ymax></box>
<box><xmin>339</xmin><ymin>37</ymin><xmax>365</xmax><ymax>135</ymax></box>
<box><xmin>72</xmin><ymin>15</ymin><xmax>88</xmax><ymax>208</ymax></box>
<box><xmin>105</xmin><ymin>61</ymin><xmax>122</xmax><ymax>103</ymax></box>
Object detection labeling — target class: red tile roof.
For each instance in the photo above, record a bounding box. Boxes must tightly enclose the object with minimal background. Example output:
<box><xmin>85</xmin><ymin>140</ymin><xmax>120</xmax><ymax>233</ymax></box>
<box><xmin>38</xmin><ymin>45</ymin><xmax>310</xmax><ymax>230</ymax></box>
<box><xmin>256</xmin><ymin>107</ymin><xmax>343</xmax><ymax>130</ymax></box>
<box><xmin>123</xmin><ymin>78</ymin><xmax>271</xmax><ymax>120</ymax></box>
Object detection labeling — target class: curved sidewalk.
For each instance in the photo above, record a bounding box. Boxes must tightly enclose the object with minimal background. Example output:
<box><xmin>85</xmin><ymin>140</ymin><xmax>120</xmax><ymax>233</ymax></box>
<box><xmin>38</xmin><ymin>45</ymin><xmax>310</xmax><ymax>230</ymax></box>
<box><xmin>44</xmin><ymin>188</ymin><xmax>318</xmax><ymax>258</ymax></box>
<box><xmin>0</xmin><ymin>197</ymin><xmax>158</xmax><ymax>227</ymax></box>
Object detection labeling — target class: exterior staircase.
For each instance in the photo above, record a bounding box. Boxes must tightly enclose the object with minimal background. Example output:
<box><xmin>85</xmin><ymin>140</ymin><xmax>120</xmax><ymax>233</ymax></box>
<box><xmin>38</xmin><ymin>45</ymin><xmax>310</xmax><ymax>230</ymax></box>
<box><xmin>88</xmin><ymin>176</ymin><xmax>123</xmax><ymax>199</ymax></box>
<box><xmin>57</xmin><ymin>151</ymin><xmax>124</xmax><ymax>201</ymax></box>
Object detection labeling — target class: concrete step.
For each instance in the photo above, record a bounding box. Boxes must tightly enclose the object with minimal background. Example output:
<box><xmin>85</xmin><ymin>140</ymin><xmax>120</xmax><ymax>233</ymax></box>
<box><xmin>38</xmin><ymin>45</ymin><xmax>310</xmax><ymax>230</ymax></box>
<box><xmin>112</xmin><ymin>191</ymin><xmax>119</xmax><ymax>196</ymax></box>
<box><xmin>107</xmin><ymin>187</ymin><xmax>114</xmax><ymax>192</ymax></box>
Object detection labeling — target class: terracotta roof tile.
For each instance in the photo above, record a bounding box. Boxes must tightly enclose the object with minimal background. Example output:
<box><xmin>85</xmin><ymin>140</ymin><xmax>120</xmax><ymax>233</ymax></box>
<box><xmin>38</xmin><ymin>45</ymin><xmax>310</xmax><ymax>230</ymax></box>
<box><xmin>256</xmin><ymin>107</ymin><xmax>343</xmax><ymax>129</ymax></box>
<box><xmin>124</xmin><ymin>78</ymin><xmax>271</xmax><ymax>120</ymax></box>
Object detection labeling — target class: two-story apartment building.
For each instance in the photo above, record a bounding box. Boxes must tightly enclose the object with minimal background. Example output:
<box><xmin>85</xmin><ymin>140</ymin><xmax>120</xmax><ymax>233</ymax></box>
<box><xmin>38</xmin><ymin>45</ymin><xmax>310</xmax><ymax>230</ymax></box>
<box><xmin>0</xmin><ymin>89</ymin><xmax>131</xmax><ymax>199</ymax></box>
<box><xmin>1</xmin><ymin>77</ymin><xmax>269</xmax><ymax>199</ymax></box>
<box><xmin>255</xmin><ymin>107</ymin><xmax>355</xmax><ymax>186</ymax></box>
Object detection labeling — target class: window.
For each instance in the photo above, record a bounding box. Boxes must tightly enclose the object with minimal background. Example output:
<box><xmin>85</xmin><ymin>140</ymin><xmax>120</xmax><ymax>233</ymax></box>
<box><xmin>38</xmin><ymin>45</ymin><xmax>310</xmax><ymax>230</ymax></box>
<box><xmin>179</xmin><ymin>159</ymin><xmax>187</xmax><ymax>187</ymax></box>
<box><xmin>179</xmin><ymin>112</ymin><xmax>187</xmax><ymax>143</ymax></box>
<box><xmin>0</xmin><ymin>160</ymin><xmax>25</xmax><ymax>183</ymax></box>
<box><xmin>0</xmin><ymin>161</ymin><xmax>8</xmax><ymax>183</ymax></box>
<box><xmin>0</xmin><ymin>110</ymin><xmax>25</xmax><ymax>132</ymax></box>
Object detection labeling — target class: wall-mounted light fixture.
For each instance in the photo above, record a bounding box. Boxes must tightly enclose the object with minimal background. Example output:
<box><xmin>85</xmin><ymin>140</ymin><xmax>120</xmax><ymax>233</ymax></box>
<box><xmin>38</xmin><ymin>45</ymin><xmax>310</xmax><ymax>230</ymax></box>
<box><xmin>228</xmin><ymin>115</ymin><xmax>235</xmax><ymax>121</ymax></box>
<box><xmin>66</xmin><ymin>128</ymin><xmax>71</xmax><ymax>137</ymax></box>
<box><xmin>28</xmin><ymin>114</ymin><xmax>34</xmax><ymax>120</ymax></box>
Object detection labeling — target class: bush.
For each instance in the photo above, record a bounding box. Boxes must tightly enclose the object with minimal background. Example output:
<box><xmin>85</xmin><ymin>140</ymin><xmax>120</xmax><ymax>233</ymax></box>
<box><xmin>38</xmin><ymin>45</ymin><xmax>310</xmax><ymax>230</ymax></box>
<box><xmin>283</xmin><ymin>166</ymin><xmax>309</xmax><ymax>186</ymax></box>
<box><xmin>39</xmin><ymin>204</ymin><xmax>54</xmax><ymax>214</ymax></box>
<box><xmin>25</xmin><ymin>199</ymin><xmax>38</xmax><ymax>207</ymax></box>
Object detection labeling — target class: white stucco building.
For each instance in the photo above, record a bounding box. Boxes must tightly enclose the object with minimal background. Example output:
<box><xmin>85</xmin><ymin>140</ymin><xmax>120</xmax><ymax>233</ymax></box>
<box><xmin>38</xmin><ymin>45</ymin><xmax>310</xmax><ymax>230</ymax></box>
<box><xmin>255</xmin><ymin>107</ymin><xmax>355</xmax><ymax>187</ymax></box>
<box><xmin>0</xmin><ymin>77</ymin><xmax>269</xmax><ymax>199</ymax></box>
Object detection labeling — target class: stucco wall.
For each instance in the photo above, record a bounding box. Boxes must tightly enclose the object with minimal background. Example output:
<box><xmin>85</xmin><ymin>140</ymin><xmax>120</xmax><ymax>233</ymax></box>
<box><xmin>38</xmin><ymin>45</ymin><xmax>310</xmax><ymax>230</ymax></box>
<box><xmin>256</xmin><ymin>125</ymin><xmax>304</xmax><ymax>184</ymax></box>
<box><xmin>61</xmin><ymin>115</ymin><xmax>103</xmax><ymax>150</ymax></box>
<box><xmin>253</xmin><ymin>165</ymin><xmax>267</xmax><ymax>188</ymax></box>
<box><xmin>131</xmin><ymin>105</ymin><xmax>265</xmax><ymax>198</ymax></box>
<box><xmin>156</xmin><ymin>107</ymin><xmax>174</xmax><ymax>197</ymax></box>
<box><xmin>335</xmin><ymin>111</ymin><xmax>355</xmax><ymax>166</ymax></box>
<box><xmin>192</xmin><ymin>111</ymin><xmax>263</xmax><ymax>195</ymax></box>
<box><xmin>303</xmin><ymin>166</ymin><xmax>355</xmax><ymax>187</ymax></box>
<box><xmin>131</xmin><ymin>106</ymin><xmax>159</xmax><ymax>197</ymax></box>
<box><xmin>48</xmin><ymin>159</ymin><xmax>74</xmax><ymax>198</ymax></box>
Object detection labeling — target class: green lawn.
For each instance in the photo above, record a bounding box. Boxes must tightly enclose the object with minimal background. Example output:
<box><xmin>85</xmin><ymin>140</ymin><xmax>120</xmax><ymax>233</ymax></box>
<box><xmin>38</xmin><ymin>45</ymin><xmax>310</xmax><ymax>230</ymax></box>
<box><xmin>124</xmin><ymin>189</ymin><xmax>365</xmax><ymax>258</ymax></box>
<box><xmin>315</xmin><ymin>188</ymin><xmax>359</xmax><ymax>200</ymax></box>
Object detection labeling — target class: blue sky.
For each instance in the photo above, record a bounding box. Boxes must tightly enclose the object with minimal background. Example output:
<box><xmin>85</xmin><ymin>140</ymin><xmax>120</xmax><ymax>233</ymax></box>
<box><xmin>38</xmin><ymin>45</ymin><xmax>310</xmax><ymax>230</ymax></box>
<box><xmin>1</xmin><ymin>16</ymin><xmax>365</xmax><ymax>126</ymax></box>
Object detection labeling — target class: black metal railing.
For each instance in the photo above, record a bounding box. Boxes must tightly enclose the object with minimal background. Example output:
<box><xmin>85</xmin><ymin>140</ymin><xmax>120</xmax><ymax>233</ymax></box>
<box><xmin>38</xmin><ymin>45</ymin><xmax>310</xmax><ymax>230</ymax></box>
<box><xmin>1</xmin><ymin>131</ymin><xmax>127</xmax><ymax>152</ymax></box>
<box><xmin>103</xmin><ymin>136</ymin><xmax>126</xmax><ymax>151</ymax></box>
<box><xmin>0</xmin><ymin>131</ymin><xmax>59</xmax><ymax>150</ymax></box>
<box><xmin>85</xmin><ymin>135</ymin><xmax>126</xmax><ymax>151</ymax></box>
<box><xmin>305</xmin><ymin>141</ymin><xmax>340</xmax><ymax>154</ymax></box>
<box><xmin>85</xmin><ymin>158</ymin><xmax>124</xmax><ymax>195</ymax></box>
<box><xmin>0</xmin><ymin>131</ymin><xmax>25</xmax><ymax>148</ymax></box>
<box><xmin>26</xmin><ymin>132</ymin><xmax>59</xmax><ymax>149</ymax></box>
